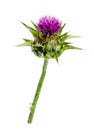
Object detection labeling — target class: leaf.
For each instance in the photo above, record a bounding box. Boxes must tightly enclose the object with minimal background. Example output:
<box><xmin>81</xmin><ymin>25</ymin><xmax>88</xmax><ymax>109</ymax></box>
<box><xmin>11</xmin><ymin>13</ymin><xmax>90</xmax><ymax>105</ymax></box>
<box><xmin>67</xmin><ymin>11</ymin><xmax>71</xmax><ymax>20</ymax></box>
<box><xmin>23</xmin><ymin>38</ymin><xmax>32</xmax><ymax>42</ymax></box>
<box><xmin>33</xmin><ymin>44</ymin><xmax>43</xmax><ymax>48</ymax></box>
<box><xmin>32</xmin><ymin>46</ymin><xmax>43</xmax><ymax>57</ymax></box>
<box><xmin>60</xmin><ymin>32</ymin><xmax>69</xmax><ymax>41</ymax></box>
<box><xmin>33</xmin><ymin>42</ymin><xmax>43</xmax><ymax>47</ymax></box>
<box><xmin>21</xmin><ymin>22</ymin><xmax>39</xmax><ymax>38</ymax></box>
<box><xmin>17</xmin><ymin>40</ymin><xmax>33</xmax><ymax>47</ymax></box>
<box><xmin>63</xmin><ymin>42</ymin><xmax>72</xmax><ymax>45</ymax></box>
<box><xmin>58</xmin><ymin>23</ymin><xmax>66</xmax><ymax>34</ymax></box>
<box><xmin>57</xmin><ymin>48</ymin><xmax>65</xmax><ymax>57</ymax></box>
<box><xmin>60</xmin><ymin>33</ymin><xmax>80</xmax><ymax>43</ymax></box>
<box><xmin>66</xmin><ymin>35</ymin><xmax>80</xmax><ymax>39</ymax></box>
<box><xmin>59</xmin><ymin>33</ymin><xmax>80</xmax><ymax>43</ymax></box>
<box><xmin>63</xmin><ymin>44</ymin><xmax>83</xmax><ymax>50</ymax></box>
<box><xmin>54</xmin><ymin>50</ymin><xmax>58</xmax><ymax>62</ymax></box>
<box><xmin>16</xmin><ymin>43</ymin><xmax>31</xmax><ymax>47</ymax></box>
<box><xmin>31</xmin><ymin>21</ymin><xmax>38</xmax><ymax>29</ymax></box>
<box><xmin>64</xmin><ymin>35</ymin><xmax>80</xmax><ymax>40</ymax></box>
<box><xmin>60</xmin><ymin>32</ymin><xmax>69</xmax><ymax>37</ymax></box>
<box><xmin>57</xmin><ymin>44</ymin><xmax>83</xmax><ymax>57</ymax></box>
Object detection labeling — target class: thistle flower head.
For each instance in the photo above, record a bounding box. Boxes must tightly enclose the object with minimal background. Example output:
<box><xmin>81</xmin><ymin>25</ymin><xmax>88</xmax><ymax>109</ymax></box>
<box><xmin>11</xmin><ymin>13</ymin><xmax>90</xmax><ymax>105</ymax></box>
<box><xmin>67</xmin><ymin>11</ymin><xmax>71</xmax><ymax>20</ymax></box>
<box><xmin>18</xmin><ymin>16</ymin><xmax>81</xmax><ymax>61</ymax></box>
<box><xmin>38</xmin><ymin>16</ymin><xmax>61</xmax><ymax>36</ymax></box>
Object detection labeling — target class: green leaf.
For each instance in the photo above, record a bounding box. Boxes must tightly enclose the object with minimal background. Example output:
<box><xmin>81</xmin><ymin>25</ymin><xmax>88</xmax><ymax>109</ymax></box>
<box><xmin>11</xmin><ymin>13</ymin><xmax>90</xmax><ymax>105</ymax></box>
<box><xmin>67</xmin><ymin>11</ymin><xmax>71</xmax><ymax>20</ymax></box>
<box><xmin>21</xmin><ymin>22</ymin><xmax>39</xmax><ymax>38</ymax></box>
<box><xmin>60</xmin><ymin>32</ymin><xmax>69</xmax><ymax>37</ymax></box>
<box><xmin>16</xmin><ymin>43</ymin><xmax>31</xmax><ymax>47</ymax></box>
<box><xmin>60</xmin><ymin>33</ymin><xmax>80</xmax><ymax>42</ymax></box>
<box><xmin>63</xmin><ymin>42</ymin><xmax>72</xmax><ymax>45</ymax></box>
<box><xmin>31</xmin><ymin>21</ymin><xmax>38</xmax><ymax>29</ymax></box>
<box><xmin>32</xmin><ymin>47</ymin><xmax>43</xmax><ymax>57</ymax></box>
<box><xmin>66</xmin><ymin>35</ymin><xmax>80</xmax><ymax>39</ymax></box>
<box><xmin>33</xmin><ymin>43</ymin><xmax>43</xmax><ymax>48</ymax></box>
<box><xmin>54</xmin><ymin>50</ymin><xmax>58</xmax><ymax>62</ymax></box>
<box><xmin>63</xmin><ymin>44</ymin><xmax>83</xmax><ymax>50</ymax></box>
<box><xmin>64</xmin><ymin>35</ymin><xmax>80</xmax><ymax>40</ymax></box>
<box><xmin>33</xmin><ymin>42</ymin><xmax>43</xmax><ymax>47</ymax></box>
<box><xmin>23</xmin><ymin>38</ymin><xmax>32</xmax><ymax>42</ymax></box>
<box><xmin>57</xmin><ymin>44</ymin><xmax>83</xmax><ymax>57</ymax></box>
<box><xmin>57</xmin><ymin>48</ymin><xmax>65</xmax><ymax>57</ymax></box>
<box><xmin>17</xmin><ymin>40</ymin><xmax>33</xmax><ymax>47</ymax></box>
<box><xmin>58</xmin><ymin>23</ymin><xmax>66</xmax><ymax>34</ymax></box>
<box><xmin>60</xmin><ymin>32</ymin><xmax>69</xmax><ymax>41</ymax></box>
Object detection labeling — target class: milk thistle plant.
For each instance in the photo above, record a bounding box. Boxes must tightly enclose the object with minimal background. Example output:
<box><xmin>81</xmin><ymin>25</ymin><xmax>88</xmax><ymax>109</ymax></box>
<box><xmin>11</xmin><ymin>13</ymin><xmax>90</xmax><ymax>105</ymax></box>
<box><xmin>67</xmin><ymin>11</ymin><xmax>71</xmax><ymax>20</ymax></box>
<box><xmin>18</xmin><ymin>16</ymin><xmax>81</xmax><ymax>124</ymax></box>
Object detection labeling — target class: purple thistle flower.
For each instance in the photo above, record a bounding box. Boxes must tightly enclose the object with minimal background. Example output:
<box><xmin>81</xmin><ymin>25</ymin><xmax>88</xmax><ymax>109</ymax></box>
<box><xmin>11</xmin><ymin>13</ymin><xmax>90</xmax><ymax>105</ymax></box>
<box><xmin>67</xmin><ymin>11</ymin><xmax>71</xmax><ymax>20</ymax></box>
<box><xmin>38</xmin><ymin>16</ymin><xmax>61</xmax><ymax>36</ymax></box>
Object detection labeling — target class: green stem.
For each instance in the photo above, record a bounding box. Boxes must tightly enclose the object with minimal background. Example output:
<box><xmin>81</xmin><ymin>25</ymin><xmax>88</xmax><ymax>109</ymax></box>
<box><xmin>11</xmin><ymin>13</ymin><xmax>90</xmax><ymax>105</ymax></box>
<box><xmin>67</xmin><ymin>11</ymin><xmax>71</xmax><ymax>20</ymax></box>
<box><xmin>27</xmin><ymin>58</ymin><xmax>49</xmax><ymax>123</ymax></box>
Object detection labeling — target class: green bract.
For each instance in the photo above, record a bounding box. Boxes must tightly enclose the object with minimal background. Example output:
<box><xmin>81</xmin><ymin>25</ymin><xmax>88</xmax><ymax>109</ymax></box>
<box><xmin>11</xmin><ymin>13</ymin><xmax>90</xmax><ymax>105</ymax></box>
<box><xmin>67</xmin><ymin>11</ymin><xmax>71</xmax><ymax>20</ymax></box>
<box><xmin>17</xmin><ymin>21</ymin><xmax>81</xmax><ymax>61</ymax></box>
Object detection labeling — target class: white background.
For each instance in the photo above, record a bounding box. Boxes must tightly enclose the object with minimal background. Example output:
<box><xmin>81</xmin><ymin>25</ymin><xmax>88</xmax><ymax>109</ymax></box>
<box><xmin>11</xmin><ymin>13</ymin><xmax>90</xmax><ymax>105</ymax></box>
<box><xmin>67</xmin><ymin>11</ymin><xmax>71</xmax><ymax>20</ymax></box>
<box><xmin>0</xmin><ymin>0</ymin><xmax>94</xmax><ymax>129</ymax></box>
